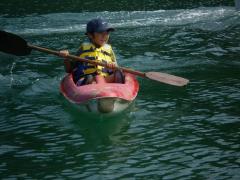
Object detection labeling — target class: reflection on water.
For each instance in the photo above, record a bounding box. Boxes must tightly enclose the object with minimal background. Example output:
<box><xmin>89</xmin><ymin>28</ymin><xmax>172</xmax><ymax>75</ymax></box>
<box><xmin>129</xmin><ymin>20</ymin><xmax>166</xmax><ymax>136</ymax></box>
<box><xmin>63</xmin><ymin>103</ymin><xmax>133</xmax><ymax>147</ymax></box>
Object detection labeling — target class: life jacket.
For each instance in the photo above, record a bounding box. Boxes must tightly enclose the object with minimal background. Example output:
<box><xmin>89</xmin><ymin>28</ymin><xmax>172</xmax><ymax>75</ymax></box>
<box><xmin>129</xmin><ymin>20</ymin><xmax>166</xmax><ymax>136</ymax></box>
<box><xmin>75</xmin><ymin>41</ymin><xmax>116</xmax><ymax>78</ymax></box>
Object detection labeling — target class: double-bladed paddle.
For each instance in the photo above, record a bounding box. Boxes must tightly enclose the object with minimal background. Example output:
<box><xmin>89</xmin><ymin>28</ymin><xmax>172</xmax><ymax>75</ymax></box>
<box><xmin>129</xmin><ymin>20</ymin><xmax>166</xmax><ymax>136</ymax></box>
<box><xmin>0</xmin><ymin>30</ymin><xmax>189</xmax><ymax>86</ymax></box>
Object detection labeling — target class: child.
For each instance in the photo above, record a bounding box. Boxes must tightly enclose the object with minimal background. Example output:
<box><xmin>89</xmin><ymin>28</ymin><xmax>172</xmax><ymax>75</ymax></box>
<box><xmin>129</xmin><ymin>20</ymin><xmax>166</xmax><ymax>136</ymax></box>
<box><xmin>60</xmin><ymin>18</ymin><xmax>124</xmax><ymax>86</ymax></box>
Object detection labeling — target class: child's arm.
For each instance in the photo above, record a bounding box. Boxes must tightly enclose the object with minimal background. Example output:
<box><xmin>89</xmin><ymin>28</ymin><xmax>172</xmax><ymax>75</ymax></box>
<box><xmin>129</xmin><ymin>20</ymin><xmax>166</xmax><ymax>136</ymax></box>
<box><xmin>111</xmin><ymin>49</ymin><xmax>118</xmax><ymax>66</ymax></box>
<box><xmin>105</xmin><ymin>48</ymin><xmax>118</xmax><ymax>69</ymax></box>
<box><xmin>59</xmin><ymin>50</ymin><xmax>76</xmax><ymax>73</ymax></box>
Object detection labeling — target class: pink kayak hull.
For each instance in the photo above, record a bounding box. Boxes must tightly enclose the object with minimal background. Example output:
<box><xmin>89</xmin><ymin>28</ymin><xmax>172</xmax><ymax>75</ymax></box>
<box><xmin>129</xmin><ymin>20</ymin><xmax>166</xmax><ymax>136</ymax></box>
<box><xmin>60</xmin><ymin>73</ymin><xmax>139</xmax><ymax>114</ymax></box>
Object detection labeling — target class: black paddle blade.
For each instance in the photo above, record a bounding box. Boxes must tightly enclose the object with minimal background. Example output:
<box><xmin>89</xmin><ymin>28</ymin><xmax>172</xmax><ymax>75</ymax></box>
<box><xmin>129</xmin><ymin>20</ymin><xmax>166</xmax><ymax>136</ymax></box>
<box><xmin>0</xmin><ymin>30</ymin><xmax>32</xmax><ymax>56</ymax></box>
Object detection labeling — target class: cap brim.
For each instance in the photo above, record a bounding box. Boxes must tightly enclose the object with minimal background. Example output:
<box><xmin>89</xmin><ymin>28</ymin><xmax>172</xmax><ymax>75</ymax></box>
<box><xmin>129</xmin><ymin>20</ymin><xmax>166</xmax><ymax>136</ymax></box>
<box><xmin>85</xmin><ymin>28</ymin><xmax>115</xmax><ymax>35</ymax></box>
<box><xmin>96</xmin><ymin>27</ymin><xmax>115</xmax><ymax>33</ymax></box>
<box><xmin>107</xmin><ymin>28</ymin><xmax>115</xmax><ymax>32</ymax></box>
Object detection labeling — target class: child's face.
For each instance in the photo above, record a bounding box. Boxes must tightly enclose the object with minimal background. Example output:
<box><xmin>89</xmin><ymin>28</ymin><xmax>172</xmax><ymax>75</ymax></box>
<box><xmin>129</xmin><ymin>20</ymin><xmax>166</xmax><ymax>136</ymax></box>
<box><xmin>90</xmin><ymin>31</ymin><xmax>110</xmax><ymax>47</ymax></box>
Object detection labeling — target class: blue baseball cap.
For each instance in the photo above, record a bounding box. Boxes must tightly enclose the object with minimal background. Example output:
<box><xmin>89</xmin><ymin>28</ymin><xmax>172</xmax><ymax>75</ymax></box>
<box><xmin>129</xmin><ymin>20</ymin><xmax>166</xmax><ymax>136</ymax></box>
<box><xmin>85</xmin><ymin>18</ymin><xmax>115</xmax><ymax>34</ymax></box>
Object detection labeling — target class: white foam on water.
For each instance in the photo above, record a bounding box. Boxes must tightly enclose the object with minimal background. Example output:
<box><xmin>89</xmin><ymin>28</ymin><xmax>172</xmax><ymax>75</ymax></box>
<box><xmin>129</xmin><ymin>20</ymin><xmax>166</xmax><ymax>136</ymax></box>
<box><xmin>1</xmin><ymin>7</ymin><xmax>238</xmax><ymax>35</ymax></box>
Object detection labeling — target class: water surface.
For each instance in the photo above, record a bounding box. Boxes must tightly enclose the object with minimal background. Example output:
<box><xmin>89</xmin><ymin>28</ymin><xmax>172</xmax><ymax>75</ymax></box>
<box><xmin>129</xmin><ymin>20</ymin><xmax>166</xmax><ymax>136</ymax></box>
<box><xmin>0</xmin><ymin>1</ymin><xmax>240</xmax><ymax>179</ymax></box>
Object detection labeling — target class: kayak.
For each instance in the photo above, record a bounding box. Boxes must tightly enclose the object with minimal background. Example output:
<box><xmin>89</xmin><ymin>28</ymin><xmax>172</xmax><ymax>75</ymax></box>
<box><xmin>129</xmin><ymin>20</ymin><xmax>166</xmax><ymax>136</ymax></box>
<box><xmin>60</xmin><ymin>73</ymin><xmax>139</xmax><ymax>114</ymax></box>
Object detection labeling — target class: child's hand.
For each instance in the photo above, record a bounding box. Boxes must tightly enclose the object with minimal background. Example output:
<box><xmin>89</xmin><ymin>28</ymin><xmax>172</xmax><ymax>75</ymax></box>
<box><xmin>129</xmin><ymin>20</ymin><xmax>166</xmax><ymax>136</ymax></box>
<box><xmin>59</xmin><ymin>50</ymin><xmax>69</xmax><ymax>57</ymax></box>
<box><xmin>106</xmin><ymin>63</ymin><xmax>117</xmax><ymax>69</ymax></box>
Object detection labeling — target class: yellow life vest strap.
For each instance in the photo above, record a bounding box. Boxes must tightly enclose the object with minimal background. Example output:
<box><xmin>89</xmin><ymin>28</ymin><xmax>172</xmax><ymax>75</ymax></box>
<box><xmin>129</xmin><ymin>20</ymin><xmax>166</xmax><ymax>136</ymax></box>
<box><xmin>76</xmin><ymin>42</ymin><xmax>116</xmax><ymax>77</ymax></box>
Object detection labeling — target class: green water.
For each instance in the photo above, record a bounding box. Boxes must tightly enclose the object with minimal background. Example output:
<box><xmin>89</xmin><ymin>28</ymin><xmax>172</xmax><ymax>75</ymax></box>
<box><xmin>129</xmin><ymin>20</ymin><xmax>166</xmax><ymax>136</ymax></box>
<box><xmin>1</xmin><ymin>1</ymin><xmax>240</xmax><ymax>179</ymax></box>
